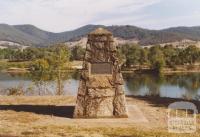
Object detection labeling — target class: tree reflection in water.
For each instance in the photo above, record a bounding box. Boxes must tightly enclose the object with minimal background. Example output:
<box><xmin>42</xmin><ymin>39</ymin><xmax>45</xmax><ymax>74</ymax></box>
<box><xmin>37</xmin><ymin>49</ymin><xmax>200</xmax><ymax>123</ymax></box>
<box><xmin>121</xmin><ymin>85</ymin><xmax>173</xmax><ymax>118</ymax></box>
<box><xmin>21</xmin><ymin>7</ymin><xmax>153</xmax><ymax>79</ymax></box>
<box><xmin>1</xmin><ymin>71</ymin><xmax>200</xmax><ymax>100</ymax></box>
<box><xmin>29</xmin><ymin>70</ymin><xmax>78</xmax><ymax>95</ymax></box>
<box><xmin>123</xmin><ymin>73</ymin><xmax>200</xmax><ymax>100</ymax></box>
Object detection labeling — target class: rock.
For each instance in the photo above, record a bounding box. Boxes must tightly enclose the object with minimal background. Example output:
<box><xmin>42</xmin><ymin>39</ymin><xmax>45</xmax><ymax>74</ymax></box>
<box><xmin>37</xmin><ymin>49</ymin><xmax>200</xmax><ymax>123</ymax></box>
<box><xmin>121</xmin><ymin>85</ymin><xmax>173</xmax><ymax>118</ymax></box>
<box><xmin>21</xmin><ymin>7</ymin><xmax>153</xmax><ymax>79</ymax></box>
<box><xmin>113</xmin><ymin>95</ymin><xmax>128</xmax><ymax>117</ymax></box>
<box><xmin>77</xmin><ymin>80</ymin><xmax>87</xmax><ymax>96</ymax></box>
<box><xmin>81</xmin><ymin>70</ymin><xmax>89</xmax><ymax>80</ymax></box>
<box><xmin>73</xmin><ymin>96</ymin><xmax>85</xmax><ymax>118</ymax></box>
<box><xmin>87</xmin><ymin>76</ymin><xmax>114</xmax><ymax>88</ymax></box>
<box><xmin>94</xmin><ymin>42</ymin><xmax>104</xmax><ymax>49</ymax></box>
<box><xmin>85</xmin><ymin>96</ymin><xmax>114</xmax><ymax>117</ymax></box>
<box><xmin>85</xmin><ymin>51</ymin><xmax>92</xmax><ymax>61</ymax></box>
<box><xmin>115</xmin><ymin>85</ymin><xmax>125</xmax><ymax>95</ymax></box>
<box><xmin>74</xmin><ymin>28</ymin><xmax>128</xmax><ymax>118</ymax></box>
<box><xmin>88</xmin><ymin>88</ymin><xmax>115</xmax><ymax>98</ymax></box>
<box><xmin>115</xmin><ymin>73</ymin><xmax>124</xmax><ymax>85</ymax></box>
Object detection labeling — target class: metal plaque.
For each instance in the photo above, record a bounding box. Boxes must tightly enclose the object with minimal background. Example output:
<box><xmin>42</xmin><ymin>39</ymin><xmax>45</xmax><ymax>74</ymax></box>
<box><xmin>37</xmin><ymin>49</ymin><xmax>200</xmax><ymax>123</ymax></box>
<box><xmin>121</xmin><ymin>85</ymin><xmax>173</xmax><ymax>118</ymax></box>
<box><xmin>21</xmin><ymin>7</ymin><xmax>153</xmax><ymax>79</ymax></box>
<box><xmin>90</xmin><ymin>63</ymin><xmax>112</xmax><ymax>74</ymax></box>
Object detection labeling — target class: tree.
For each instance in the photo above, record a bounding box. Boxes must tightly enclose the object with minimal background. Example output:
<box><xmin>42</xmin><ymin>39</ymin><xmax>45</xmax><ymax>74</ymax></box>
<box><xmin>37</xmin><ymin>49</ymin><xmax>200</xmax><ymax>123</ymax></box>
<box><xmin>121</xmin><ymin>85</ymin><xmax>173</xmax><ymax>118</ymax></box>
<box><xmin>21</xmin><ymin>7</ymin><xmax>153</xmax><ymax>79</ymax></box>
<box><xmin>30</xmin><ymin>58</ymin><xmax>51</xmax><ymax>95</ymax></box>
<box><xmin>51</xmin><ymin>44</ymin><xmax>71</xmax><ymax>95</ymax></box>
<box><xmin>71</xmin><ymin>45</ymin><xmax>85</xmax><ymax>60</ymax></box>
<box><xmin>148</xmin><ymin>46</ymin><xmax>165</xmax><ymax>73</ymax></box>
<box><xmin>31</xmin><ymin>58</ymin><xmax>50</xmax><ymax>72</ymax></box>
<box><xmin>139</xmin><ymin>48</ymin><xmax>149</xmax><ymax>65</ymax></box>
<box><xmin>126</xmin><ymin>45</ymin><xmax>141</xmax><ymax>67</ymax></box>
<box><xmin>184</xmin><ymin>45</ymin><xmax>200</xmax><ymax>64</ymax></box>
<box><xmin>163</xmin><ymin>45</ymin><xmax>178</xmax><ymax>67</ymax></box>
<box><xmin>120</xmin><ymin>44</ymin><xmax>131</xmax><ymax>55</ymax></box>
<box><xmin>30</xmin><ymin>44</ymin><xmax>71</xmax><ymax>95</ymax></box>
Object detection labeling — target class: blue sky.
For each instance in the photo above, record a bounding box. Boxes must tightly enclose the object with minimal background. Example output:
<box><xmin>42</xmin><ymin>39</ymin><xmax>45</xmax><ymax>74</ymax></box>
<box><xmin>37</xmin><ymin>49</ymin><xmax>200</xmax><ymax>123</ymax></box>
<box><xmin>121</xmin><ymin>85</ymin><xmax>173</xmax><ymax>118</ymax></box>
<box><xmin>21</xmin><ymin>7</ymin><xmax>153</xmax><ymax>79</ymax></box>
<box><xmin>0</xmin><ymin>0</ymin><xmax>200</xmax><ymax>32</ymax></box>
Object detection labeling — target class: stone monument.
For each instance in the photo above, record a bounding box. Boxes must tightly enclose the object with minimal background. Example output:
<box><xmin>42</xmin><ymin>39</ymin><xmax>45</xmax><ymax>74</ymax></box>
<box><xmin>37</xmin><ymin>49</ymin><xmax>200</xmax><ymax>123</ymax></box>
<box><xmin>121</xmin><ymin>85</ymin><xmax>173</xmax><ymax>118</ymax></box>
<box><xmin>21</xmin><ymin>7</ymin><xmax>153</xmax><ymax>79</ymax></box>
<box><xmin>73</xmin><ymin>28</ymin><xmax>128</xmax><ymax>118</ymax></box>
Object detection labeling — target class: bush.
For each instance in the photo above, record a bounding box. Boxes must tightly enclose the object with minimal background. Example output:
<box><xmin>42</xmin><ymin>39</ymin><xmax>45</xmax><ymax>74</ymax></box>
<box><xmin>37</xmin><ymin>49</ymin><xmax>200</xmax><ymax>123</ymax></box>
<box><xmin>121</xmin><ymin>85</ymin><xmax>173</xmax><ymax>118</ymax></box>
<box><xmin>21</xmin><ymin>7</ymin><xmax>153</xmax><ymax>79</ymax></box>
<box><xmin>7</xmin><ymin>87</ymin><xmax>24</xmax><ymax>96</ymax></box>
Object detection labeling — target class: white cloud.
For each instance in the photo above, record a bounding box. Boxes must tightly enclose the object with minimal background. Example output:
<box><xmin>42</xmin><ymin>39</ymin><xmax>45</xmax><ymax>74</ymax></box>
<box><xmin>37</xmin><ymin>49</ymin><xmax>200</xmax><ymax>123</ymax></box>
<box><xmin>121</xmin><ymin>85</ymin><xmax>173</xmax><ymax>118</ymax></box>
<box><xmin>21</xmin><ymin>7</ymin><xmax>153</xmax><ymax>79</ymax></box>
<box><xmin>0</xmin><ymin>0</ymin><xmax>161</xmax><ymax>32</ymax></box>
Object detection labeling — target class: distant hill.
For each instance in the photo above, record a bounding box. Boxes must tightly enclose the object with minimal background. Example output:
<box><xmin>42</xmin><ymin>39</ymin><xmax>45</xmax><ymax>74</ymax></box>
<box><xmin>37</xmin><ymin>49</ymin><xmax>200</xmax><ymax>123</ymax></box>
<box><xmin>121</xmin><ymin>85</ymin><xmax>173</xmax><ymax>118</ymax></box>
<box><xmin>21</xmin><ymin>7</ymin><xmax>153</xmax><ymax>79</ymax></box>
<box><xmin>0</xmin><ymin>24</ymin><xmax>200</xmax><ymax>46</ymax></box>
<box><xmin>163</xmin><ymin>26</ymin><xmax>200</xmax><ymax>40</ymax></box>
<box><xmin>0</xmin><ymin>24</ymin><xmax>44</xmax><ymax>46</ymax></box>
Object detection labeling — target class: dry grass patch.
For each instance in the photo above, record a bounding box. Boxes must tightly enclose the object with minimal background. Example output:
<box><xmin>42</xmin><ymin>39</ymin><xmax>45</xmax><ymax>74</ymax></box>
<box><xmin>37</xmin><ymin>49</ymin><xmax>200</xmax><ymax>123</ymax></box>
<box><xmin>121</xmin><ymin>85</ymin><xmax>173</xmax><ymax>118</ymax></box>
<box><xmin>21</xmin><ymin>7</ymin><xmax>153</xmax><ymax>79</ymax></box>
<box><xmin>25</xmin><ymin>125</ymin><xmax>200</xmax><ymax>137</ymax></box>
<box><xmin>0</xmin><ymin>96</ymin><xmax>76</xmax><ymax>105</ymax></box>
<box><xmin>0</xmin><ymin>96</ymin><xmax>199</xmax><ymax>137</ymax></box>
<box><xmin>0</xmin><ymin>111</ymin><xmax>42</xmax><ymax>123</ymax></box>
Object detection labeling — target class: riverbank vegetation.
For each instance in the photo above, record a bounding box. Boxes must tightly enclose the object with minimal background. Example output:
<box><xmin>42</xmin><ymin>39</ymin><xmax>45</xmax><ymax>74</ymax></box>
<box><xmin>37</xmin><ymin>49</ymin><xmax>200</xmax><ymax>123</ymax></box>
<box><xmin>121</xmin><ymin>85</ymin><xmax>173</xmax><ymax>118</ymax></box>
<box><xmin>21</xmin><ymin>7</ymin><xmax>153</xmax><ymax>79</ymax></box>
<box><xmin>1</xmin><ymin>44</ymin><xmax>200</xmax><ymax>73</ymax></box>
<box><xmin>0</xmin><ymin>44</ymin><xmax>72</xmax><ymax>95</ymax></box>
<box><xmin>118</xmin><ymin>44</ymin><xmax>200</xmax><ymax>73</ymax></box>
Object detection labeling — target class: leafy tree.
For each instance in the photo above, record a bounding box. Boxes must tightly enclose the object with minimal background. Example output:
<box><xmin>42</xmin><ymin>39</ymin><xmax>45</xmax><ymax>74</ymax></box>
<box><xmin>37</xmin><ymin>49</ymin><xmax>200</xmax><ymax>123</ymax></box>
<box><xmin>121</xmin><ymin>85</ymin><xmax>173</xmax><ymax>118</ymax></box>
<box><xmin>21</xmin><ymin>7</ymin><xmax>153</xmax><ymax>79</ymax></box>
<box><xmin>70</xmin><ymin>45</ymin><xmax>85</xmax><ymax>60</ymax></box>
<box><xmin>184</xmin><ymin>45</ymin><xmax>200</xmax><ymax>64</ymax></box>
<box><xmin>120</xmin><ymin>44</ymin><xmax>132</xmax><ymax>55</ymax></box>
<box><xmin>163</xmin><ymin>45</ymin><xmax>178</xmax><ymax>67</ymax></box>
<box><xmin>31</xmin><ymin>58</ymin><xmax>50</xmax><ymax>72</ymax></box>
<box><xmin>126</xmin><ymin>45</ymin><xmax>141</xmax><ymax>67</ymax></box>
<box><xmin>30</xmin><ymin>44</ymin><xmax>71</xmax><ymax>95</ymax></box>
<box><xmin>148</xmin><ymin>46</ymin><xmax>165</xmax><ymax>73</ymax></box>
<box><xmin>30</xmin><ymin>58</ymin><xmax>51</xmax><ymax>95</ymax></box>
<box><xmin>50</xmin><ymin>44</ymin><xmax>71</xmax><ymax>95</ymax></box>
<box><xmin>139</xmin><ymin>48</ymin><xmax>149</xmax><ymax>65</ymax></box>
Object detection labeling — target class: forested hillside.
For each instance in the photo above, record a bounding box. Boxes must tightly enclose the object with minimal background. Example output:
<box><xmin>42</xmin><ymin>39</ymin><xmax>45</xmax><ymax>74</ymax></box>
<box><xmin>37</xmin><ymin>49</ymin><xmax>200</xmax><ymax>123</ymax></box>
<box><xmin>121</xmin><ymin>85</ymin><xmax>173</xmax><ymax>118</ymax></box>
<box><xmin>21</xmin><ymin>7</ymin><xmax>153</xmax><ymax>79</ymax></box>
<box><xmin>0</xmin><ymin>24</ymin><xmax>200</xmax><ymax>46</ymax></box>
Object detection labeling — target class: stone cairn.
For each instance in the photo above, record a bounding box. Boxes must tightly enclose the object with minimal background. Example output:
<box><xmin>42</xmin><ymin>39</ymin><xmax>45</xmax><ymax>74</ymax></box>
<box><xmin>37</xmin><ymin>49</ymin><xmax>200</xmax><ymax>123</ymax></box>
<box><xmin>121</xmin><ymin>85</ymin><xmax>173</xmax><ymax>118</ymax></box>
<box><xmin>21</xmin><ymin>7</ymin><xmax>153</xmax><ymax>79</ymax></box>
<box><xmin>73</xmin><ymin>28</ymin><xmax>128</xmax><ymax>118</ymax></box>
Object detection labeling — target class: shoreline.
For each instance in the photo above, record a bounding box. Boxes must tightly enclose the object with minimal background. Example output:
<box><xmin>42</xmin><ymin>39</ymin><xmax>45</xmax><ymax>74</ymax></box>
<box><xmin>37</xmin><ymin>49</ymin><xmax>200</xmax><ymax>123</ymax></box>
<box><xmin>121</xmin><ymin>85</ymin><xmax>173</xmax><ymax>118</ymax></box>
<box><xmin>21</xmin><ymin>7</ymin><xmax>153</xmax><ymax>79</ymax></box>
<box><xmin>2</xmin><ymin>67</ymin><xmax>200</xmax><ymax>74</ymax></box>
<box><xmin>1</xmin><ymin>59</ymin><xmax>200</xmax><ymax>74</ymax></box>
<box><xmin>123</xmin><ymin>69</ymin><xmax>200</xmax><ymax>74</ymax></box>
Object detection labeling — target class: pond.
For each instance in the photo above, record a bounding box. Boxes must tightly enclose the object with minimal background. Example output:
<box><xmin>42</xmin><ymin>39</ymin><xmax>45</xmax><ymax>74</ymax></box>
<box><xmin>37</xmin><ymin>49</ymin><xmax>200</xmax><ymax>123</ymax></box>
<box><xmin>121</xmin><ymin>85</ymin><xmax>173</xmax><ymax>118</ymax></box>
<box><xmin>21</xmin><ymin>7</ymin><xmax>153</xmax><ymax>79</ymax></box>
<box><xmin>0</xmin><ymin>71</ymin><xmax>200</xmax><ymax>101</ymax></box>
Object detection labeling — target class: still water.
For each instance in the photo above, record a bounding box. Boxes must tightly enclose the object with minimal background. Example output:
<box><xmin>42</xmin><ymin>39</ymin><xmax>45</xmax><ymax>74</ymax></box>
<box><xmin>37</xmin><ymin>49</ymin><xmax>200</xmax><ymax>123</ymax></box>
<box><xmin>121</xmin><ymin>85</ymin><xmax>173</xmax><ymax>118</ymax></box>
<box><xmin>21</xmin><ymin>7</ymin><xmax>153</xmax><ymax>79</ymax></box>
<box><xmin>0</xmin><ymin>72</ymin><xmax>200</xmax><ymax>100</ymax></box>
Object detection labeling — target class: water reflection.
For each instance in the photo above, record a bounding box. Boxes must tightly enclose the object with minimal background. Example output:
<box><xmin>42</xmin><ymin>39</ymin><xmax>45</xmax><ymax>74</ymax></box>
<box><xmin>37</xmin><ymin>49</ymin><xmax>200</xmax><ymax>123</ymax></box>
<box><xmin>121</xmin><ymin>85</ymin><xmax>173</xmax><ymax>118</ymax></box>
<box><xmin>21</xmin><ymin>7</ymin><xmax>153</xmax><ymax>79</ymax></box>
<box><xmin>123</xmin><ymin>73</ymin><xmax>200</xmax><ymax>100</ymax></box>
<box><xmin>0</xmin><ymin>71</ymin><xmax>79</xmax><ymax>96</ymax></box>
<box><xmin>0</xmin><ymin>71</ymin><xmax>200</xmax><ymax>101</ymax></box>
